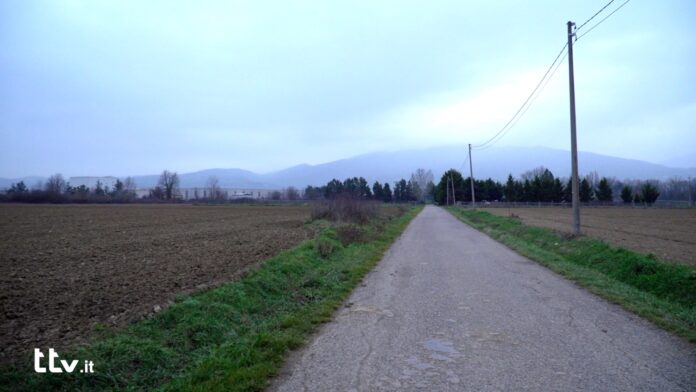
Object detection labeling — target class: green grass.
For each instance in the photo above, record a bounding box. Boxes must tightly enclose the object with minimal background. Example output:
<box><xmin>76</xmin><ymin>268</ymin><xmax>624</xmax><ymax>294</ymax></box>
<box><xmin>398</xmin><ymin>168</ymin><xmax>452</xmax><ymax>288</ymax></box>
<box><xmin>446</xmin><ymin>207</ymin><xmax>696</xmax><ymax>342</ymax></box>
<box><xmin>1</xmin><ymin>206</ymin><xmax>422</xmax><ymax>391</ymax></box>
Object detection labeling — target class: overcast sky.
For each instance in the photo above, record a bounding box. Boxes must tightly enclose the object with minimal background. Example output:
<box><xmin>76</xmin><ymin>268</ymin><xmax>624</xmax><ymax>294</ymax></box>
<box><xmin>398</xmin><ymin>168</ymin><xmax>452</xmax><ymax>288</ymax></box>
<box><xmin>1</xmin><ymin>0</ymin><xmax>694</xmax><ymax>177</ymax></box>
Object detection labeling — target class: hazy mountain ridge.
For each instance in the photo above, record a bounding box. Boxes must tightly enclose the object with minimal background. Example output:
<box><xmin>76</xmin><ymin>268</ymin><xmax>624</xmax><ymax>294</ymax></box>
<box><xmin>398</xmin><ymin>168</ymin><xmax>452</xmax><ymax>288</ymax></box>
<box><xmin>2</xmin><ymin>146</ymin><xmax>694</xmax><ymax>190</ymax></box>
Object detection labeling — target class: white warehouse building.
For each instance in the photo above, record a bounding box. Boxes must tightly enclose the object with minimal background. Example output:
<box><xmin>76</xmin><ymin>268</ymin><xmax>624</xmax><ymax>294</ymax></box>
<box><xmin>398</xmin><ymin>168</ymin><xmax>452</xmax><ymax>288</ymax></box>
<box><xmin>69</xmin><ymin>176</ymin><xmax>278</xmax><ymax>200</ymax></box>
<box><xmin>134</xmin><ymin>187</ymin><xmax>277</xmax><ymax>200</ymax></box>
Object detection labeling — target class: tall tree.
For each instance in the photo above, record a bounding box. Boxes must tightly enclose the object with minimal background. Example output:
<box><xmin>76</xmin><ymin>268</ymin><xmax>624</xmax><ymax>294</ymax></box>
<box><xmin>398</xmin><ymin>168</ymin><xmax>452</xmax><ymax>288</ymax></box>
<box><xmin>324</xmin><ymin>179</ymin><xmax>343</xmax><ymax>199</ymax></box>
<box><xmin>372</xmin><ymin>181</ymin><xmax>384</xmax><ymax>201</ymax></box>
<box><xmin>435</xmin><ymin>169</ymin><xmax>464</xmax><ymax>205</ymax></box>
<box><xmin>596</xmin><ymin>177</ymin><xmax>613</xmax><ymax>202</ymax></box>
<box><xmin>410</xmin><ymin>168</ymin><xmax>434</xmax><ymax>202</ymax></box>
<box><xmin>641</xmin><ymin>182</ymin><xmax>660</xmax><ymax>205</ymax></box>
<box><xmin>620</xmin><ymin>185</ymin><xmax>633</xmax><ymax>203</ymax></box>
<box><xmin>579</xmin><ymin>178</ymin><xmax>593</xmax><ymax>202</ymax></box>
<box><xmin>382</xmin><ymin>183</ymin><xmax>393</xmax><ymax>202</ymax></box>
<box><xmin>504</xmin><ymin>174</ymin><xmax>517</xmax><ymax>202</ymax></box>
<box><xmin>8</xmin><ymin>181</ymin><xmax>28</xmax><ymax>194</ymax></box>
<box><xmin>158</xmin><ymin>170</ymin><xmax>180</xmax><ymax>200</ymax></box>
<box><xmin>44</xmin><ymin>173</ymin><xmax>66</xmax><ymax>195</ymax></box>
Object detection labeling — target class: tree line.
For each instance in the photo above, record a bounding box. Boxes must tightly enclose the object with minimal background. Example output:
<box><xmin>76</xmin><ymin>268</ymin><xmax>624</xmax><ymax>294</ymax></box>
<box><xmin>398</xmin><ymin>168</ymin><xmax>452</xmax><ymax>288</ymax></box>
<box><xmin>3</xmin><ymin>167</ymin><xmax>690</xmax><ymax>205</ymax></box>
<box><xmin>434</xmin><ymin>167</ymin><xmax>664</xmax><ymax>206</ymax></box>
<box><xmin>2</xmin><ymin>174</ymin><xmax>138</xmax><ymax>203</ymax></box>
<box><xmin>303</xmin><ymin>169</ymin><xmax>435</xmax><ymax>203</ymax></box>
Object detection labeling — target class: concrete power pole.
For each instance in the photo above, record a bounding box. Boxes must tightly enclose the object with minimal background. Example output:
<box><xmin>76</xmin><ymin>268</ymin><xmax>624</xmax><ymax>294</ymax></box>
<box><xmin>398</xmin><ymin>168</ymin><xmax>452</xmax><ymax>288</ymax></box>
<box><xmin>567</xmin><ymin>21</ymin><xmax>581</xmax><ymax>235</ymax></box>
<box><xmin>468</xmin><ymin>143</ymin><xmax>476</xmax><ymax>209</ymax></box>
<box><xmin>450</xmin><ymin>173</ymin><xmax>456</xmax><ymax>205</ymax></box>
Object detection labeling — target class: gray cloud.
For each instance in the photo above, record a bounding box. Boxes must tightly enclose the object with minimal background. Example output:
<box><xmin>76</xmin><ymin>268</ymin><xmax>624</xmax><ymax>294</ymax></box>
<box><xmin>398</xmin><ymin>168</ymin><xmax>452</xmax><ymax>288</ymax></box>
<box><xmin>1</xmin><ymin>0</ymin><xmax>694</xmax><ymax>177</ymax></box>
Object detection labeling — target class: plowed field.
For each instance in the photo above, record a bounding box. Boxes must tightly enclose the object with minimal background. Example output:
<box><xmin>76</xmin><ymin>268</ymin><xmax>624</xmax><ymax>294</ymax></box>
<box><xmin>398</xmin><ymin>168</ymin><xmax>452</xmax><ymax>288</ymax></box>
<box><xmin>482</xmin><ymin>207</ymin><xmax>696</xmax><ymax>265</ymax></box>
<box><xmin>0</xmin><ymin>204</ymin><xmax>311</xmax><ymax>364</ymax></box>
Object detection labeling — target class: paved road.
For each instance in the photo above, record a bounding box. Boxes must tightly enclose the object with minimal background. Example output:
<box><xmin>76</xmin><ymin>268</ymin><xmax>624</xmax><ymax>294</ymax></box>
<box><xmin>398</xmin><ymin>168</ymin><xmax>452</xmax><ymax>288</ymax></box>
<box><xmin>270</xmin><ymin>206</ymin><xmax>696</xmax><ymax>391</ymax></box>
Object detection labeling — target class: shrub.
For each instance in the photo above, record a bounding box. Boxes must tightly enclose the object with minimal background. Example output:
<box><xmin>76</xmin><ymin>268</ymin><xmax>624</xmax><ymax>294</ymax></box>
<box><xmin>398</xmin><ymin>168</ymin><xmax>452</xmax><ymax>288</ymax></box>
<box><xmin>336</xmin><ymin>225</ymin><xmax>366</xmax><ymax>246</ymax></box>
<box><xmin>310</xmin><ymin>197</ymin><xmax>379</xmax><ymax>224</ymax></box>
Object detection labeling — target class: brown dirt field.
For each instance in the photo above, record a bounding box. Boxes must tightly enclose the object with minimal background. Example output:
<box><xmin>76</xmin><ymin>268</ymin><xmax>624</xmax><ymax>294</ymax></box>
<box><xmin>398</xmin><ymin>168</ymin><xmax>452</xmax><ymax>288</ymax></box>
<box><xmin>0</xmin><ymin>204</ymin><xmax>311</xmax><ymax>364</ymax></box>
<box><xmin>481</xmin><ymin>207</ymin><xmax>696</xmax><ymax>265</ymax></box>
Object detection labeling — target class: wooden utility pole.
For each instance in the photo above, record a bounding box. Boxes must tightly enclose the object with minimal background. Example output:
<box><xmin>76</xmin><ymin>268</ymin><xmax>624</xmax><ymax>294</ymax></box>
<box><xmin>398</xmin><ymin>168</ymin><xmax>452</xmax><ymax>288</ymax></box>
<box><xmin>468</xmin><ymin>143</ymin><xmax>476</xmax><ymax>209</ymax></box>
<box><xmin>567</xmin><ymin>21</ymin><xmax>581</xmax><ymax>235</ymax></box>
<box><xmin>450</xmin><ymin>173</ymin><xmax>456</xmax><ymax>205</ymax></box>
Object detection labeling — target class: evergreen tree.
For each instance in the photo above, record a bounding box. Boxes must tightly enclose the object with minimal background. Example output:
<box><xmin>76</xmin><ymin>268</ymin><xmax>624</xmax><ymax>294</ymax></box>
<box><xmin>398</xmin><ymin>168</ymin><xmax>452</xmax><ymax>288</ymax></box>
<box><xmin>596</xmin><ymin>177</ymin><xmax>613</xmax><ymax>202</ymax></box>
<box><xmin>564</xmin><ymin>179</ymin><xmax>572</xmax><ymax>202</ymax></box>
<box><xmin>504</xmin><ymin>174</ymin><xmax>517</xmax><ymax>202</ymax></box>
<box><xmin>324</xmin><ymin>179</ymin><xmax>343</xmax><ymax>199</ymax></box>
<box><xmin>620</xmin><ymin>185</ymin><xmax>633</xmax><ymax>203</ymax></box>
<box><xmin>435</xmin><ymin>169</ymin><xmax>464</xmax><ymax>204</ymax></box>
<box><xmin>382</xmin><ymin>183</ymin><xmax>393</xmax><ymax>202</ymax></box>
<box><xmin>8</xmin><ymin>181</ymin><xmax>28</xmax><ymax>193</ymax></box>
<box><xmin>358</xmin><ymin>177</ymin><xmax>372</xmax><ymax>199</ymax></box>
<box><xmin>641</xmin><ymin>182</ymin><xmax>660</xmax><ymax>205</ymax></box>
<box><xmin>579</xmin><ymin>178</ymin><xmax>593</xmax><ymax>202</ymax></box>
<box><xmin>372</xmin><ymin>181</ymin><xmax>384</xmax><ymax>201</ymax></box>
<box><xmin>522</xmin><ymin>179</ymin><xmax>532</xmax><ymax>202</ymax></box>
<box><xmin>552</xmin><ymin>178</ymin><xmax>564</xmax><ymax>202</ymax></box>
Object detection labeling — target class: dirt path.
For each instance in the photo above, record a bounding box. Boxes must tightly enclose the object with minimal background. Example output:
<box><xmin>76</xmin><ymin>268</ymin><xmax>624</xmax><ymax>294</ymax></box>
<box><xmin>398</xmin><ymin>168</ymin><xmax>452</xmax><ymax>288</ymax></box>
<box><xmin>270</xmin><ymin>205</ymin><xmax>696</xmax><ymax>391</ymax></box>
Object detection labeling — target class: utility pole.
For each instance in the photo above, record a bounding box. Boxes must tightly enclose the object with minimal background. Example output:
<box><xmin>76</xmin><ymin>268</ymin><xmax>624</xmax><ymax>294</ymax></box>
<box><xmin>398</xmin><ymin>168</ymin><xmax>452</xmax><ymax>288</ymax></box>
<box><xmin>567</xmin><ymin>21</ymin><xmax>581</xmax><ymax>235</ymax></box>
<box><xmin>450</xmin><ymin>173</ymin><xmax>456</xmax><ymax>205</ymax></box>
<box><xmin>468</xmin><ymin>143</ymin><xmax>476</xmax><ymax>209</ymax></box>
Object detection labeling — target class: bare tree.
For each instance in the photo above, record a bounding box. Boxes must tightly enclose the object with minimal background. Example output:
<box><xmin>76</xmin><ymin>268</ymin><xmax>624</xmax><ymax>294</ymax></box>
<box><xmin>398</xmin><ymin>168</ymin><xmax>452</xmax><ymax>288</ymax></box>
<box><xmin>206</xmin><ymin>176</ymin><xmax>226</xmax><ymax>201</ymax></box>
<box><xmin>284</xmin><ymin>186</ymin><xmax>300</xmax><ymax>200</ymax></box>
<box><xmin>521</xmin><ymin>166</ymin><xmax>548</xmax><ymax>181</ymax></box>
<box><xmin>44</xmin><ymin>173</ymin><xmax>66</xmax><ymax>195</ymax></box>
<box><xmin>584</xmin><ymin>171</ymin><xmax>601</xmax><ymax>191</ymax></box>
<box><xmin>158</xmin><ymin>170</ymin><xmax>179</xmax><ymax>200</ymax></box>
<box><xmin>410</xmin><ymin>168</ymin><xmax>434</xmax><ymax>202</ymax></box>
<box><xmin>123</xmin><ymin>177</ymin><xmax>137</xmax><ymax>192</ymax></box>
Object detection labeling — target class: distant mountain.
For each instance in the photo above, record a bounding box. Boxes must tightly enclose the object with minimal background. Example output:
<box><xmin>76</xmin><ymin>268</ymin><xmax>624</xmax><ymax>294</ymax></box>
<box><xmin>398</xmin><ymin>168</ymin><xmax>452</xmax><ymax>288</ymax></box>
<box><xmin>660</xmin><ymin>153</ymin><xmax>696</xmax><ymax>170</ymax></box>
<box><xmin>261</xmin><ymin>145</ymin><xmax>696</xmax><ymax>187</ymax></box>
<box><xmin>2</xmin><ymin>146</ymin><xmax>694</xmax><ymax>190</ymax></box>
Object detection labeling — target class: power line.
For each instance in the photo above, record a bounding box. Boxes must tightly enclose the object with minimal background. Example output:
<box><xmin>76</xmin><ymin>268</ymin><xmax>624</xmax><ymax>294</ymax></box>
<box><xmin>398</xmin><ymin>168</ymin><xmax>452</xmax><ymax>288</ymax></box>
<box><xmin>475</xmin><ymin>47</ymin><xmax>568</xmax><ymax>151</ymax></box>
<box><xmin>472</xmin><ymin>43</ymin><xmax>568</xmax><ymax>150</ymax></box>
<box><xmin>577</xmin><ymin>0</ymin><xmax>631</xmax><ymax>41</ymax></box>
<box><xmin>576</xmin><ymin>0</ymin><xmax>615</xmax><ymax>31</ymax></box>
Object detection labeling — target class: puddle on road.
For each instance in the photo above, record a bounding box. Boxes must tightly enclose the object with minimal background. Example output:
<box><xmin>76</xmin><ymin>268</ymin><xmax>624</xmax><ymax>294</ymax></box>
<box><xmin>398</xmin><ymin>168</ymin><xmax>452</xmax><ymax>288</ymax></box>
<box><xmin>423</xmin><ymin>338</ymin><xmax>459</xmax><ymax>355</ymax></box>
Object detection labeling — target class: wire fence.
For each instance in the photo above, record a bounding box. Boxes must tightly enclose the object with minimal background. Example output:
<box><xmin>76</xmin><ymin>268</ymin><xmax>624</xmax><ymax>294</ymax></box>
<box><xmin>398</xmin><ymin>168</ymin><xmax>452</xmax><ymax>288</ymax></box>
<box><xmin>455</xmin><ymin>200</ymin><xmax>695</xmax><ymax>209</ymax></box>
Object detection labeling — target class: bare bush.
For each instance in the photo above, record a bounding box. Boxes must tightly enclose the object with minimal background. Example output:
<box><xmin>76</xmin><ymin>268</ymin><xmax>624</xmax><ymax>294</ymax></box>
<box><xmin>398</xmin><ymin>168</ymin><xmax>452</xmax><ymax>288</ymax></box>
<box><xmin>310</xmin><ymin>197</ymin><xmax>379</xmax><ymax>224</ymax></box>
<box><xmin>336</xmin><ymin>225</ymin><xmax>366</xmax><ymax>246</ymax></box>
<box><xmin>44</xmin><ymin>173</ymin><xmax>66</xmax><ymax>195</ymax></box>
<box><xmin>285</xmin><ymin>186</ymin><xmax>300</xmax><ymax>200</ymax></box>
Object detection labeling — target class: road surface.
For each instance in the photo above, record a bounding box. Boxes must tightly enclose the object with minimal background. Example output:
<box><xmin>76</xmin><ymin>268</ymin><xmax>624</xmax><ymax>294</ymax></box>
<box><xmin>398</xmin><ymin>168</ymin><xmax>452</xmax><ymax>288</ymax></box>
<box><xmin>270</xmin><ymin>206</ymin><xmax>696</xmax><ymax>391</ymax></box>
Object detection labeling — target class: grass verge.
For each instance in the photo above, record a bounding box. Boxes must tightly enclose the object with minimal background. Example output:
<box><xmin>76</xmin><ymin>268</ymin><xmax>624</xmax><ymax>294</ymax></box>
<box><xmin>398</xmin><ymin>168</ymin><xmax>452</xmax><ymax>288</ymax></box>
<box><xmin>446</xmin><ymin>207</ymin><xmax>696</xmax><ymax>342</ymax></box>
<box><xmin>1</xmin><ymin>205</ymin><xmax>422</xmax><ymax>391</ymax></box>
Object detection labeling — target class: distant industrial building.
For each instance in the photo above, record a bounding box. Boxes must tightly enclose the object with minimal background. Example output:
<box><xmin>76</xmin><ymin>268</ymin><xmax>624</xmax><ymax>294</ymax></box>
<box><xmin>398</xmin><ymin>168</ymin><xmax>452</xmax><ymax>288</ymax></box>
<box><xmin>134</xmin><ymin>188</ymin><xmax>277</xmax><ymax>200</ymax></box>
<box><xmin>68</xmin><ymin>176</ymin><xmax>277</xmax><ymax>200</ymax></box>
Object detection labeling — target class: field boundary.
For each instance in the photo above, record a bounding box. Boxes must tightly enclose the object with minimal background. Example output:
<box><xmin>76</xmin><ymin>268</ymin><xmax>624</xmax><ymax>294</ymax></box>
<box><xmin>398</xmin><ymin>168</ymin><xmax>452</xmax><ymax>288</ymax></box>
<box><xmin>1</xmin><ymin>206</ymin><xmax>423</xmax><ymax>391</ymax></box>
<box><xmin>445</xmin><ymin>207</ymin><xmax>696</xmax><ymax>343</ymax></box>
